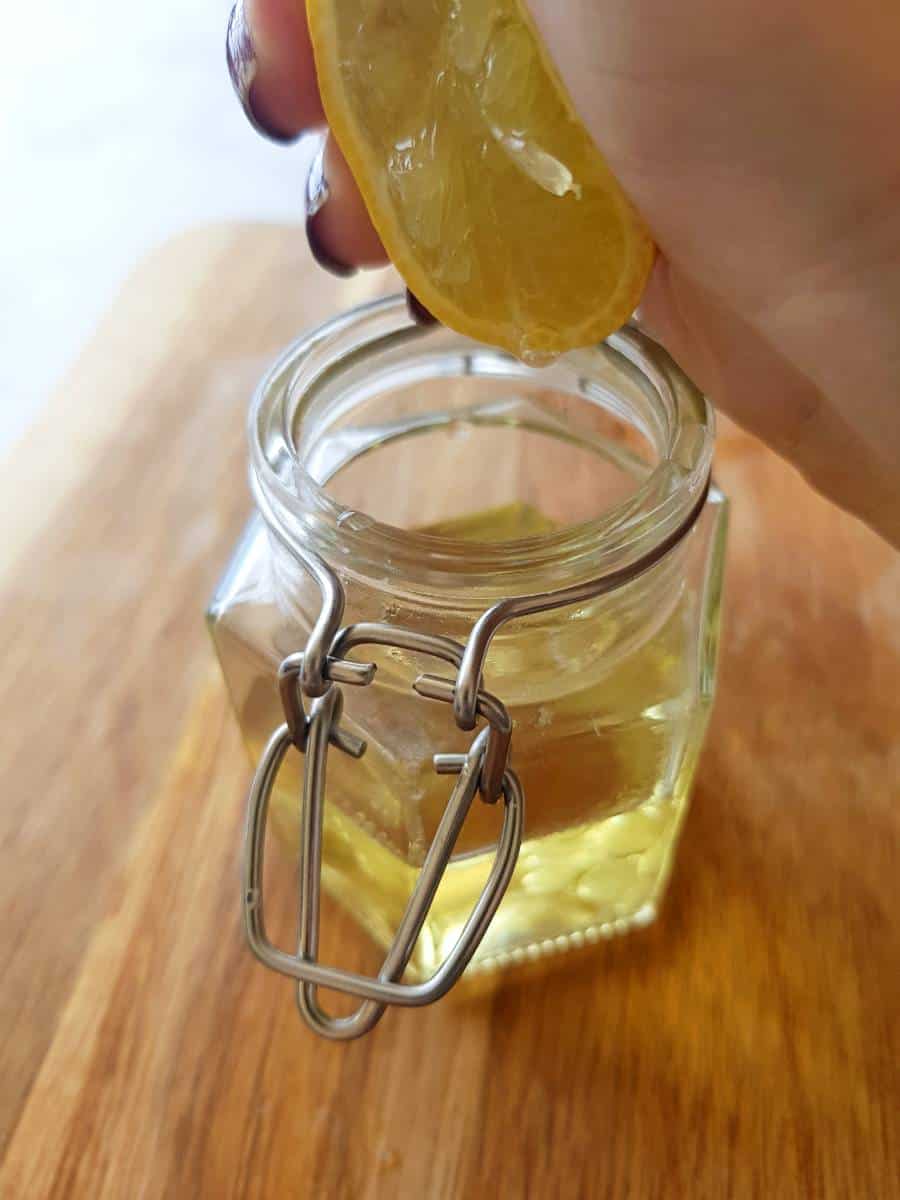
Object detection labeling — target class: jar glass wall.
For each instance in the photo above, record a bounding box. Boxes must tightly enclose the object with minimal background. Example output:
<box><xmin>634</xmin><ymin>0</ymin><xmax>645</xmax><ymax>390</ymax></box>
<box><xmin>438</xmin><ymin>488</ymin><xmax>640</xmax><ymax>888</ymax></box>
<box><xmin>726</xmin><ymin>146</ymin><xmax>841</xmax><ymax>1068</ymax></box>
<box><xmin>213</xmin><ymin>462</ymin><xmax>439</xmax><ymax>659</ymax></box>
<box><xmin>208</xmin><ymin>298</ymin><xmax>728</xmax><ymax>977</ymax></box>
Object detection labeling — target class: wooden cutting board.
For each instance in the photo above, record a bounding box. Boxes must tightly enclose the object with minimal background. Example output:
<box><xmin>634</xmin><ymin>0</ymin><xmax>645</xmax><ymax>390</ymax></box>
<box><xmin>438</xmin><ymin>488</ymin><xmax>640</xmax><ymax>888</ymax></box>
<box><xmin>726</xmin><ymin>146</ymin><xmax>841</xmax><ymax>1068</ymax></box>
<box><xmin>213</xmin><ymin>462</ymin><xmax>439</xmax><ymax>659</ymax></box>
<box><xmin>1</xmin><ymin>224</ymin><xmax>897</xmax><ymax>1200</ymax></box>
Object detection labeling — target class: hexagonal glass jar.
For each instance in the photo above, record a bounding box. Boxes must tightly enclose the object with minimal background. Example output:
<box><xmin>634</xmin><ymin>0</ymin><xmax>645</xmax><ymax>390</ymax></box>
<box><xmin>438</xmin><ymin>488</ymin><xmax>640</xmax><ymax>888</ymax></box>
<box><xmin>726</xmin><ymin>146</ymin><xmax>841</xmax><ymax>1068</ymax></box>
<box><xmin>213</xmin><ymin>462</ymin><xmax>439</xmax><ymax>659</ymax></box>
<box><xmin>208</xmin><ymin>298</ymin><xmax>727</xmax><ymax>979</ymax></box>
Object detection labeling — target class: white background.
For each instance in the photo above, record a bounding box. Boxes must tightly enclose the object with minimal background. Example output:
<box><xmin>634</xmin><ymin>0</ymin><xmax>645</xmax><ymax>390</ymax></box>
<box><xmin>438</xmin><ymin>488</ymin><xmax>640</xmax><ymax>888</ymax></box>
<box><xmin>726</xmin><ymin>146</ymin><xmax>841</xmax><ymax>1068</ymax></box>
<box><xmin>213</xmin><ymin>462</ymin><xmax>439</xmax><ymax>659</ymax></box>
<box><xmin>0</xmin><ymin>0</ymin><xmax>303</xmax><ymax>450</ymax></box>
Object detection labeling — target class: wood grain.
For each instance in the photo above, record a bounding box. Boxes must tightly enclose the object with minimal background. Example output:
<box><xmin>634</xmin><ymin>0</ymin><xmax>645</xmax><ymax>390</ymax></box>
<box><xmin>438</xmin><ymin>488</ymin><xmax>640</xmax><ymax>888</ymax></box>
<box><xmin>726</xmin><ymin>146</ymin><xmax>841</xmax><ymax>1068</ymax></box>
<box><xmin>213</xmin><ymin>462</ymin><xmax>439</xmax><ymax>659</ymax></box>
<box><xmin>0</xmin><ymin>224</ymin><xmax>897</xmax><ymax>1199</ymax></box>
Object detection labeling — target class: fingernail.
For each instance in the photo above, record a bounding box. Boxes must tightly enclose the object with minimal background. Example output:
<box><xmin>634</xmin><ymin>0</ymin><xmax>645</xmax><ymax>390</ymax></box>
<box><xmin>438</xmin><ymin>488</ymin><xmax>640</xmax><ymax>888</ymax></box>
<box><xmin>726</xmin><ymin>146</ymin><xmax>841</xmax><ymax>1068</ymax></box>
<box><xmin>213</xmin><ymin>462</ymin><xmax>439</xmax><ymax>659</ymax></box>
<box><xmin>226</xmin><ymin>0</ymin><xmax>298</xmax><ymax>144</ymax></box>
<box><xmin>305</xmin><ymin>133</ymin><xmax>358</xmax><ymax>278</ymax></box>
<box><xmin>406</xmin><ymin>290</ymin><xmax>438</xmax><ymax>326</ymax></box>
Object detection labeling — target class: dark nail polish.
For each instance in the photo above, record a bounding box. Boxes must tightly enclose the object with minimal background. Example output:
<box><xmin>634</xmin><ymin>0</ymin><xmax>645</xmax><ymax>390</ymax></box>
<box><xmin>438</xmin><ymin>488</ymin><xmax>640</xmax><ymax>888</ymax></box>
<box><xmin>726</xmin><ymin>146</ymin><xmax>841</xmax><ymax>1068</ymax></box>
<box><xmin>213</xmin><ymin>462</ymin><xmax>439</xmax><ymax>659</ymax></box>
<box><xmin>406</xmin><ymin>290</ymin><xmax>438</xmax><ymax>326</ymax></box>
<box><xmin>305</xmin><ymin>134</ymin><xmax>358</xmax><ymax>278</ymax></box>
<box><xmin>226</xmin><ymin>0</ymin><xmax>298</xmax><ymax>144</ymax></box>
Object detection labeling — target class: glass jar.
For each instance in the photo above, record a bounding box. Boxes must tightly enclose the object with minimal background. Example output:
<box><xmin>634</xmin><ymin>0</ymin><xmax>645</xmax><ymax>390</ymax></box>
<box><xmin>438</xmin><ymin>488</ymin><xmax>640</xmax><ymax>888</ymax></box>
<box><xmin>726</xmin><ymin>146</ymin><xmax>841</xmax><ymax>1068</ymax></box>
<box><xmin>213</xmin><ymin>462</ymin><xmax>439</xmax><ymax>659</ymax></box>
<box><xmin>208</xmin><ymin>296</ymin><xmax>727</xmax><ymax>1006</ymax></box>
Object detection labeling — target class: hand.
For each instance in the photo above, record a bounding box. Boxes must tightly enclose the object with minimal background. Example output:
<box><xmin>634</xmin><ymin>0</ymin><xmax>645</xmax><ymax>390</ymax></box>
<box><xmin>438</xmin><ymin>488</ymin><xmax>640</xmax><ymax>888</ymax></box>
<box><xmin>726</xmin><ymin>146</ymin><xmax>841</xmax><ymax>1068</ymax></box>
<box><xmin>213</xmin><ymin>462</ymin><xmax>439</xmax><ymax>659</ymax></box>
<box><xmin>226</xmin><ymin>0</ymin><xmax>900</xmax><ymax>546</ymax></box>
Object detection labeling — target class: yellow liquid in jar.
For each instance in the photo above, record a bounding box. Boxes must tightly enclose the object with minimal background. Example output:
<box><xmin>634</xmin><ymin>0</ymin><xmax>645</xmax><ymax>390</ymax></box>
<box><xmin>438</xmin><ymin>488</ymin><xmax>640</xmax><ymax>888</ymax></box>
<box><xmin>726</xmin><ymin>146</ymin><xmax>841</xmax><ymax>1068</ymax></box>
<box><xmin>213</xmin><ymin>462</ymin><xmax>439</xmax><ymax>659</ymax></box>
<box><xmin>226</xmin><ymin>502</ymin><xmax>714</xmax><ymax>980</ymax></box>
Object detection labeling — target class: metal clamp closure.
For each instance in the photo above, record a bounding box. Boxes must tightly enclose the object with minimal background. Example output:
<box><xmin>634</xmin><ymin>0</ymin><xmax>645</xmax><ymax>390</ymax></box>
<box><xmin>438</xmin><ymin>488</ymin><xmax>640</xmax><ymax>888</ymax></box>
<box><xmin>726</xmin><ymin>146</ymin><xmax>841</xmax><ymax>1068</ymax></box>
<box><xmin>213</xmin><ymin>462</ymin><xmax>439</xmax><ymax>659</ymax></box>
<box><xmin>242</xmin><ymin>625</ymin><xmax>523</xmax><ymax>1040</ymax></box>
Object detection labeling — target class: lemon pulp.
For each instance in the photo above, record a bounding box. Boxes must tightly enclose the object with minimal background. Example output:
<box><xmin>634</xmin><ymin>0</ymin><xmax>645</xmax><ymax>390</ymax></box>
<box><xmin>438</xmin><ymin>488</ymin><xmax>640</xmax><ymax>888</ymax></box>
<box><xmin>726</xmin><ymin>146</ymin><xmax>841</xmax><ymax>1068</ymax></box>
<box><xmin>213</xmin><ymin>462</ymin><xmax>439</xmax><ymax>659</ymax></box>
<box><xmin>308</xmin><ymin>0</ymin><xmax>655</xmax><ymax>361</ymax></box>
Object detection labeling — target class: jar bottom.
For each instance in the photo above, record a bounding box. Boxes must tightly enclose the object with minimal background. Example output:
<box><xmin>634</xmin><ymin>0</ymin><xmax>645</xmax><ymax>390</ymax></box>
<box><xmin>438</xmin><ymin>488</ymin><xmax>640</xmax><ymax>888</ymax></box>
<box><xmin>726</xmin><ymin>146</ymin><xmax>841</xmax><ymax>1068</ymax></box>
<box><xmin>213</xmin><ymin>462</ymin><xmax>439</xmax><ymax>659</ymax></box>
<box><xmin>266</xmin><ymin>747</ymin><xmax>705</xmax><ymax>979</ymax></box>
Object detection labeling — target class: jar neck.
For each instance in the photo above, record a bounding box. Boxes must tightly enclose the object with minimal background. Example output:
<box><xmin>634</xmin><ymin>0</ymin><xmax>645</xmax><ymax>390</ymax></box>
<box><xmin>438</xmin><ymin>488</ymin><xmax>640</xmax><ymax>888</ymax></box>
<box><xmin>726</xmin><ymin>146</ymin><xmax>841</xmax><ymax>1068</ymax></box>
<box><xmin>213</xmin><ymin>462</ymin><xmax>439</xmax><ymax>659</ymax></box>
<box><xmin>249</xmin><ymin>297</ymin><xmax>713</xmax><ymax>609</ymax></box>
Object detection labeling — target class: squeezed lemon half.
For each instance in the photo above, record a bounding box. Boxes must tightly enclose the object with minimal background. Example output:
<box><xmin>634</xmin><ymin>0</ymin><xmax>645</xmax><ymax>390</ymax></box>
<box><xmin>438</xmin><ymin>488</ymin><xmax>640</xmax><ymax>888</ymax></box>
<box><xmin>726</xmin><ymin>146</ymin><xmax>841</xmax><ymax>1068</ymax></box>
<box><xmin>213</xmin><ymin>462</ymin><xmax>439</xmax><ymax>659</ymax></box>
<box><xmin>308</xmin><ymin>0</ymin><xmax>655</xmax><ymax>361</ymax></box>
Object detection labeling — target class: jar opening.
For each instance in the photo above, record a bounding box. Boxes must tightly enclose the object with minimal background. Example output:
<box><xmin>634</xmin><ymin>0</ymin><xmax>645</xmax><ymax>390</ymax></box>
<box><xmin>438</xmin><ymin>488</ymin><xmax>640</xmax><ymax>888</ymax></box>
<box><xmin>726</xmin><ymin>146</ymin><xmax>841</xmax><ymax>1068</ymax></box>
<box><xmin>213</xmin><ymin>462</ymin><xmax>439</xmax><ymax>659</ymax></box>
<box><xmin>250</xmin><ymin>296</ymin><xmax>713</xmax><ymax>596</ymax></box>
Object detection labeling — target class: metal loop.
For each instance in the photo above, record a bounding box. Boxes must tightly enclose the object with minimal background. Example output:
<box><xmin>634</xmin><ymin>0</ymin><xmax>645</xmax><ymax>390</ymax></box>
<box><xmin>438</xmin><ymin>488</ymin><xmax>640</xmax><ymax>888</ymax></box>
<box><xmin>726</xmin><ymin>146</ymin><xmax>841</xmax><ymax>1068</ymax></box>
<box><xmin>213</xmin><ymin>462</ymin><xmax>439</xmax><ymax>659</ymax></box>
<box><xmin>242</xmin><ymin>700</ymin><xmax>523</xmax><ymax>1038</ymax></box>
<box><xmin>296</xmin><ymin>725</ymin><xmax>491</xmax><ymax>1040</ymax></box>
<box><xmin>277</xmin><ymin>652</ymin><xmax>372</xmax><ymax>754</ymax></box>
<box><xmin>292</xmin><ymin>689</ymin><xmax>380</xmax><ymax>1040</ymax></box>
<box><xmin>330</xmin><ymin>621</ymin><xmax>465</xmax><ymax>673</ymax></box>
<box><xmin>412</xmin><ymin>674</ymin><xmax>510</xmax><ymax>803</ymax></box>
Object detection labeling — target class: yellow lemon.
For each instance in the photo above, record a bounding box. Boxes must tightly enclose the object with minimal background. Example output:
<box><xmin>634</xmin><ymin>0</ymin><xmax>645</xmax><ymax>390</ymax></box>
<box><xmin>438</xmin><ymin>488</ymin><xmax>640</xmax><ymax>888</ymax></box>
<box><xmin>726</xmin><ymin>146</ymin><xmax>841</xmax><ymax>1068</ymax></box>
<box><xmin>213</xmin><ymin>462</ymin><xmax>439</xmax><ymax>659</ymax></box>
<box><xmin>308</xmin><ymin>0</ymin><xmax>655</xmax><ymax>361</ymax></box>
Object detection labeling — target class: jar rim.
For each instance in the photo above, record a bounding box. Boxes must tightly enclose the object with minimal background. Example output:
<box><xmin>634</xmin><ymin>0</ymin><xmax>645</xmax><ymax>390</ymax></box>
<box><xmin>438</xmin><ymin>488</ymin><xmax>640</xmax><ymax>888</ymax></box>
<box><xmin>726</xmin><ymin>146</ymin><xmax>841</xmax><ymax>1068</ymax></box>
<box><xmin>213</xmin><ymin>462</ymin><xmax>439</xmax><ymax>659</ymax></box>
<box><xmin>249</xmin><ymin>295</ymin><xmax>714</xmax><ymax>597</ymax></box>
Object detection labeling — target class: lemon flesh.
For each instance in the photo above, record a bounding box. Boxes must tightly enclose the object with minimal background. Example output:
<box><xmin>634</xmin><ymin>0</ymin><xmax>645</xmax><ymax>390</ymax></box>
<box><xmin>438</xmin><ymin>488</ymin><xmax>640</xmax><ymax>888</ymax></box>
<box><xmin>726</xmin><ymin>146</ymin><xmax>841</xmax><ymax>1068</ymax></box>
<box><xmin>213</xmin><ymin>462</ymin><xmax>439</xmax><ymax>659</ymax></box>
<box><xmin>309</xmin><ymin>0</ymin><xmax>655</xmax><ymax>361</ymax></box>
